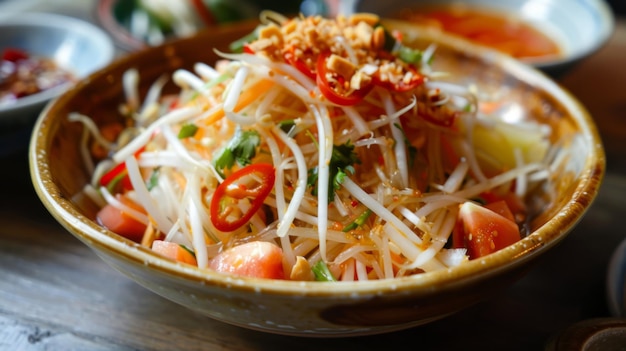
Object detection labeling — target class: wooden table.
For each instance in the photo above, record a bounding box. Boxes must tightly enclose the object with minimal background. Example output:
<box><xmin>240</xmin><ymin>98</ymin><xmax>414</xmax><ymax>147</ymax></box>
<box><xmin>2</xmin><ymin>3</ymin><xmax>626</xmax><ymax>350</ymax></box>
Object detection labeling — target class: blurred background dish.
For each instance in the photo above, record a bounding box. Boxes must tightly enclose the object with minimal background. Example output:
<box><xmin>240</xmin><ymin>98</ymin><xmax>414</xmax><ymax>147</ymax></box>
<box><xmin>95</xmin><ymin>0</ymin><xmax>300</xmax><ymax>51</ymax></box>
<box><xmin>0</xmin><ymin>11</ymin><xmax>115</xmax><ymax>156</ymax></box>
<box><xmin>352</xmin><ymin>0</ymin><xmax>615</xmax><ymax>77</ymax></box>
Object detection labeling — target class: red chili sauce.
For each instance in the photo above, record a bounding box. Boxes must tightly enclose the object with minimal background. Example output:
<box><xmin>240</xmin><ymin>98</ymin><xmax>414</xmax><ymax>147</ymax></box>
<box><xmin>0</xmin><ymin>48</ymin><xmax>76</xmax><ymax>106</ymax></box>
<box><xmin>394</xmin><ymin>5</ymin><xmax>563</xmax><ymax>61</ymax></box>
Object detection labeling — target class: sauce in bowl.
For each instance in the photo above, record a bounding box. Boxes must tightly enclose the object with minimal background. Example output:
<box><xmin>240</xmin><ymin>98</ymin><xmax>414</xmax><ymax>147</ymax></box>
<box><xmin>0</xmin><ymin>48</ymin><xmax>76</xmax><ymax>106</ymax></box>
<box><xmin>393</xmin><ymin>4</ymin><xmax>563</xmax><ymax>62</ymax></box>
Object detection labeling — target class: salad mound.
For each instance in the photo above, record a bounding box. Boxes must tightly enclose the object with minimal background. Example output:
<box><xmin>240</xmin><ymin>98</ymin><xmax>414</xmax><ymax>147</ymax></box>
<box><xmin>71</xmin><ymin>12</ymin><xmax>554</xmax><ymax>282</ymax></box>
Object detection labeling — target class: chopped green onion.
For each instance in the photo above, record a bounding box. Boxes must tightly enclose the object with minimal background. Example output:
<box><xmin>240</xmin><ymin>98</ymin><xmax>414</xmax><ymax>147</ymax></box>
<box><xmin>342</xmin><ymin>208</ymin><xmax>372</xmax><ymax>232</ymax></box>
<box><xmin>397</xmin><ymin>46</ymin><xmax>423</xmax><ymax>65</ymax></box>
<box><xmin>178</xmin><ymin>123</ymin><xmax>199</xmax><ymax>139</ymax></box>
<box><xmin>278</xmin><ymin>119</ymin><xmax>296</xmax><ymax>135</ymax></box>
<box><xmin>147</xmin><ymin>167</ymin><xmax>160</xmax><ymax>191</ymax></box>
<box><xmin>229</xmin><ymin>25</ymin><xmax>261</xmax><ymax>53</ymax></box>
<box><xmin>312</xmin><ymin>260</ymin><xmax>337</xmax><ymax>282</ymax></box>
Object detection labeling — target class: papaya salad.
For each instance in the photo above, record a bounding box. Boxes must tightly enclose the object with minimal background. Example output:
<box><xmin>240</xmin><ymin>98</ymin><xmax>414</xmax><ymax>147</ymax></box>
<box><xmin>71</xmin><ymin>12</ymin><xmax>554</xmax><ymax>281</ymax></box>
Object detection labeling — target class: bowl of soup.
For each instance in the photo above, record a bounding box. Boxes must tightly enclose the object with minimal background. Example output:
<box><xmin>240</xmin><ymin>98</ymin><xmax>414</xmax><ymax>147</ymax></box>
<box><xmin>355</xmin><ymin>0</ymin><xmax>615</xmax><ymax>77</ymax></box>
<box><xmin>30</xmin><ymin>12</ymin><xmax>604</xmax><ymax>336</ymax></box>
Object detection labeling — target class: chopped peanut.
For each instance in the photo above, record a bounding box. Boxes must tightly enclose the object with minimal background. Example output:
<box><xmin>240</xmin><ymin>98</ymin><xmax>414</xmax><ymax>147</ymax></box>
<box><xmin>251</xmin><ymin>13</ymin><xmax>425</xmax><ymax>97</ymax></box>
<box><xmin>326</xmin><ymin>54</ymin><xmax>356</xmax><ymax>78</ymax></box>
<box><xmin>348</xmin><ymin>13</ymin><xmax>380</xmax><ymax>26</ymax></box>
<box><xmin>290</xmin><ymin>256</ymin><xmax>315</xmax><ymax>281</ymax></box>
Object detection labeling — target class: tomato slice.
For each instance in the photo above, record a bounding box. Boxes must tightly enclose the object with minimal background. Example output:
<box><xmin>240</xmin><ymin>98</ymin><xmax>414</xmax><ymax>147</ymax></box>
<box><xmin>453</xmin><ymin>201</ymin><xmax>521</xmax><ymax>259</ymax></box>
<box><xmin>316</xmin><ymin>51</ymin><xmax>373</xmax><ymax>106</ymax></box>
<box><xmin>96</xmin><ymin>194</ymin><xmax>147</xmax><ymax>243</ymax></box>
<box><xmin>152</xmin><ymin>240</ymin><xmax>197</xmax><ymax>266</ymax></box>
<box><xmin>209</xmin><ymin>241</ymin><xmax>285</xmax><ymax>279</ymax></box>
<box><xmin>210</xmin><ymin>163</ymin><xmax>275</xmax><ymax>232</ymax></box>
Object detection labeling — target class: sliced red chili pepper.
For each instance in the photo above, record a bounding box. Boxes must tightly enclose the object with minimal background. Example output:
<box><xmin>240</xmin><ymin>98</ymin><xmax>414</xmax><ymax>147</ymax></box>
<box><xmin>100</xmin><ymin>162</ymin><xmax>129</xmax><ymax>187</ymax></box>
<box><xmin>316</xmin><ymin>51</ymin><xmax>373</xmax><ymax>106</ymax></box>
<box><xmin>284</xmin><ymin>45</ymin><xmax>316</xmax><ymax>80</ymax></box>
<box><xmin>100</xmin><ymin>147</ymin><xmax>146</xmax><ymax>192</ymax></box>
<box><xmin>210</xmin><ymin>163</ymin><xmax>275</xmax><ymax>232</ymax></box>
<box><xmin>2</xmin><ymin>48</ymin><xmax>29</xmax><ymax>62</ymax></box>
<box><xmin>373</xmin><ymin>66</ymin><xmax>424</xmax><ymax>93</ymax></box>
<box><xmin>243</xmin><ymin>43</ymin><xmax>255</xmax><ymax>55</ymax></box>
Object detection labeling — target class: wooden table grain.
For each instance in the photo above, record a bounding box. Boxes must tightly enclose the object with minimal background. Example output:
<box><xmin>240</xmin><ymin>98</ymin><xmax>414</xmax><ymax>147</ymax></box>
<box><xmin>2</xmin><ymin>3</ymin><xmax>626</xmax><ymax>350</ymax></box>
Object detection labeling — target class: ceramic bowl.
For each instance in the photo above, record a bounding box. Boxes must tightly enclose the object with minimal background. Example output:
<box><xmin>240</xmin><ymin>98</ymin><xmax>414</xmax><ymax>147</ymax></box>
<box><xmin>354</xmin><ymin>0</ymin><xmax>615</xmax><ymax>77</ymax></box>
<box><xmin>29</xmin><ymin>20</ymin><xmax>605</xmax><ymax>337</ymax></box>
<box><xmin>0</xmin><ymin>12</ymin><xmax>115</xmax><ymax>156</ymax></box>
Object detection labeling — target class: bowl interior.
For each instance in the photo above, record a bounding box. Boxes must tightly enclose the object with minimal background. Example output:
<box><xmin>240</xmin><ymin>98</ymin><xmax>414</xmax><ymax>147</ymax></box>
<box><xmin>29</xmin><ymin>20</ymin><xmax>605</xmax><ymax>335</ymax></box>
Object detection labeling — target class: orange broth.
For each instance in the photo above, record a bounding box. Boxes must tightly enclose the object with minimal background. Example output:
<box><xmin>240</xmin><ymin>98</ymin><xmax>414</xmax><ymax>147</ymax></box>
<box><xmin>394</xmin><ymin>4</ymin><xmax>562</xmax><ymax>61</ymax></box>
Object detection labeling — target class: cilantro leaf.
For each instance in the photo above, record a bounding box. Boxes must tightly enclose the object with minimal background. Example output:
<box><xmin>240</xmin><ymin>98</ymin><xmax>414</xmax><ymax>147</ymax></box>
<box><xmin>213</xmin><ymin>127</ymin><xmax>261</xmax><ymax>176</ymax></box>
<box><xmin>308</xmin><ymin>141</ymin><xmax>360</xmax><ymax>202</ymax></box>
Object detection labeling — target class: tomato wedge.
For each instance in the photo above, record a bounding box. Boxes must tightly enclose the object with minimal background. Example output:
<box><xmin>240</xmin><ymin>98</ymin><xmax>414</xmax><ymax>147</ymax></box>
<box><xmin>209</xmin><ymin>241</ymin><xmax>285</xmax><ymax>279</ymax></box>
<box><xmin>316</xmin><ymin>51</ymin><xmax>373</xmax><ymax>106</ymax></box>
<box><xmin>210</xmin><ymin>163</ymin><xmax>275</xmax><ymax>232</ymax></box>
<box><xmin>152</xmin><ymin>240</ymin><xmax>197</xmax><ymax>266</ymax></box>
<box><xmin>453</xmin><ymin>201</ymin><xmax>521</xmax><ymax>259</ymax></box>
<box><xmin>96</xmin><ymin>194</ymin><xmax>147</xmax><ymax>243</ymax></box>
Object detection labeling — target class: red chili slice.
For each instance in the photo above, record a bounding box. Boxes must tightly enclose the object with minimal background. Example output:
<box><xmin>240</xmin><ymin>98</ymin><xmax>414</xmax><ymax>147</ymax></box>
<box><xmin>2</xmin><ymin>48</ymin><xmax>29</xmax><ymax>62</ymax></box>
<box><xmin>316</xmin><ymin>51</ymin><xmax>373</xmax><ymax>106</ymax></box>
<box><xmin>284</xmin><ymin>45</ymin><xmax>316</xmax><ymax>80</ymax></box>
<box><xmin>210</xmin><ymin>163</ymin><xmax>275</xmax><ymax>232</ymax></box>
<box><xmin>99</xmin><ymin>147</ymin><xmax>146</xmax><ymax>192</ymax></box>
<box><xmin>373</xmin><ymin>66</ymin><xmax>424</xmax><ymax>93</ymax></box>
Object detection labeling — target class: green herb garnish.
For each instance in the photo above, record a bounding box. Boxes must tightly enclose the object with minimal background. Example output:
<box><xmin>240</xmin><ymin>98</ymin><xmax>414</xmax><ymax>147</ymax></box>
<box><xmin>229</xmin><ymin>25</ymin><xmax>261</xmax><ymax>53</ymax></box>
<box><xmin>147</xmin><ymin>167</ymin><xmax>161</xmax><ymax>191</ymax></box>
<box><xmin>213</xmin><ymin>127</ymin><xmax>261</xmax><ymax>176</ymax></box>
<box><xmin>178</xmin><ymin>123</ymin><xmax>199</xmax><ymax>139</ymax></box>
<box><xmin>312</xmin><ymin>260</ymin><xmax>337</xmax><ymax>282</ymax></box>
<box><xmin>307</xmin><ymin>141</ymin><xmax>361</xmax><ymax>202</ymax></box>
<box><xmin>342</xmin><ymin>208</ymin><xmax>372</xmax><ymax>232</ymax></box>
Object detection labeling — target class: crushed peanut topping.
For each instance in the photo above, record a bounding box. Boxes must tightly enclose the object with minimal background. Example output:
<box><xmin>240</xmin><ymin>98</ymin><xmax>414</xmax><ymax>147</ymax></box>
<box><xmin>248</xmin><ymin>13</ymin><xmax>427</xmax><ymax>97</ymax></box>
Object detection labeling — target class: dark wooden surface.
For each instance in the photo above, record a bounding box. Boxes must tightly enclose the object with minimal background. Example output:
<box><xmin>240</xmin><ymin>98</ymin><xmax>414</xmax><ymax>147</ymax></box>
<box><xmin>2</xmin><ymin>3</ymin><xmax>626</xmax><ymax>350</ymax></box>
